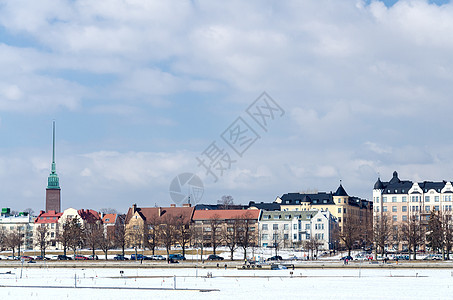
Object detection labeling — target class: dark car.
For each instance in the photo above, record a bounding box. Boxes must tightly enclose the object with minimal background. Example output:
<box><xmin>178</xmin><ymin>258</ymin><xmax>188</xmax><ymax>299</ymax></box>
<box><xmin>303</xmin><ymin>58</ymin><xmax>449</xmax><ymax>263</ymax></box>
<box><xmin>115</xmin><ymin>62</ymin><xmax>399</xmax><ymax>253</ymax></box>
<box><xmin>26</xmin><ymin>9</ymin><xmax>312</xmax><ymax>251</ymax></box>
<box><xmin>57</xmin><ymin>255</ymin><xmax>72</xmax><ymax>260</ymax></box>
<box><xmin>340</xmin><ymin>255</ymin><xmax>353</xmax><ymax>261</ymax></box>
<box><xmin>267</xmin><ymin>255</ymin><xmax>283</xmax><ymax>261</ymax></box>
<box><xmin>88</xmin><ymin>255</ymin><xmax>99</xmax><ymax>260</ymax></box>
<box><xmin>168</xmin><ymin>254</ymin><xmax>186</xmax><ymax>260</ymax></box>
<box><xmin>114</xmin><ymin>254</ymin><xmax>129</xmax><ymax>261</ymax></box>
<box><xmin>207</xmin><ymin>254</ymin><xmax>224</xmax><ymax>260</ymax></box>
<box><xmin>131</xmin><ymin>254</ymin><xmax>152</xmax><ymax>260</ymax></box>
<box><xmin>35</xmin><ymin>255</ymin><xmax>50</xmax><ymax>260</ymax></box>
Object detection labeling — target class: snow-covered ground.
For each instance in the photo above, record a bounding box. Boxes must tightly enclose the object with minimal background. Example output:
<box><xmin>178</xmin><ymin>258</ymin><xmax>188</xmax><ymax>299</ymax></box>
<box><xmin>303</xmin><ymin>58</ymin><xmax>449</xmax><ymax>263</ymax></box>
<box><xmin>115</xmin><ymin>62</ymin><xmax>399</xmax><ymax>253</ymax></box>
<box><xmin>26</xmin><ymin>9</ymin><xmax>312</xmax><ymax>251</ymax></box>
<box><xmin>0</xmin><ymin>266</ymin><xmax>452</xmax><ymax>299</ymax></box>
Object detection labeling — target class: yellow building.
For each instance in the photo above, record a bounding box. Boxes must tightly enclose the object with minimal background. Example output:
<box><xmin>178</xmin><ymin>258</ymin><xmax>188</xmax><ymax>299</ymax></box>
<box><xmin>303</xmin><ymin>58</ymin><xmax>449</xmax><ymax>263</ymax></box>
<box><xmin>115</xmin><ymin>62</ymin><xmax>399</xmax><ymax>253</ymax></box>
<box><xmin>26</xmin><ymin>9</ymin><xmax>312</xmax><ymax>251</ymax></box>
<box><xmin>275</xmin><ymin>184</ymin><xmax>373</xmax><ymax>234</ymax></box>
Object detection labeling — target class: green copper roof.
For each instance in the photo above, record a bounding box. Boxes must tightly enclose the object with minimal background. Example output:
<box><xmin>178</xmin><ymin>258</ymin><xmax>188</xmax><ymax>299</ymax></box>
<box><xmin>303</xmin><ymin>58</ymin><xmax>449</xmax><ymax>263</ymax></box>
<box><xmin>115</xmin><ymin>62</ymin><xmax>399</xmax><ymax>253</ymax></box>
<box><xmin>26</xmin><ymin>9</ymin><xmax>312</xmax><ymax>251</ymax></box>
<box><xmin>47</xmin><ymin>121</ymin><xmax>60</xmax><ymax>189</ymax></box>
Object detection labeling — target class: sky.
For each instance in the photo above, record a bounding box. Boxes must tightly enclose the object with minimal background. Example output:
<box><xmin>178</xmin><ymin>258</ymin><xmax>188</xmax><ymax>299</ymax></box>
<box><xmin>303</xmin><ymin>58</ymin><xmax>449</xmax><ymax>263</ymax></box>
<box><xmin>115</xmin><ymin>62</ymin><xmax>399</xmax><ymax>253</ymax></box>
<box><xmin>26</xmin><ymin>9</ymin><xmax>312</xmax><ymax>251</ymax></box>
<box><xmin>1</xmin><ymin>0</ymin><xmax>453</xmax><ymax>214</ymax></box>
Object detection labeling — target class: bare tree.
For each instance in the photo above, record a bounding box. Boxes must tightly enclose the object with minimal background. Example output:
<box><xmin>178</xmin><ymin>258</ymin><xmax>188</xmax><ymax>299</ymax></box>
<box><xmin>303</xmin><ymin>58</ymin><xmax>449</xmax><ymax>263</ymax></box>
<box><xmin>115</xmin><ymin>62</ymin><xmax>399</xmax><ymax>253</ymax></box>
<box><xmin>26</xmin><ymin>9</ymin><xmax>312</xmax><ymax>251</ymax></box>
<box><xmin>58</xmin><ymin>219</ymin><xmax>72</xmax><ymax>256</ymax></box>
<box><xmin>237</xmin><ymin>212</ymin><xmax>256</xmax><ymax>260</ymax></box>
<box><xmin>127</xmin><ymin>225</ymin><xmax>144</xmax><ymax>260</ymax></box>
<box><xmin>303</xmin><ymin>237</ymin><xmax>322</xmax><ymax>260</ymax></box>
<box><xmin>209</xmin><ymin>214</ymin><xmax>222</xmax><ymax>255</ymax></box>
<box><xmin>5</xmin><ymin>229</ymin><xmax>22</xmax><ymax>258</ymax></box>
<box><xmin>443</xmin><ymin>211</ymin><xmax>453</xmax><ymax>260</ymax></box>
<box><xmin>99</xmin><ymin>229</ymin><xmax>115</xmax><ymax>260</ymax></box>
<box><xmin>35</xmin><ymin>224</ymin><xmax>49</xmax><ymax>257</ymax></box>
<box><xmin>221</xmin><ymin>218</ymin><xmax>240</xmax><ymax>260</ymax></box>
<box><xmin>217</xmin><ymin>195</ymin><xmax>234</xmax><ymax>209</ymax></box>
<box><xmin>174</xmin><ymin>217</ymin><xmax>191</xmax><ymax>257</ymax></box>
<box><xmin>66</xmin><ymin>218</ymin><xmax>85</xmax><ymax>257</ymax></box>
<box><xmin>401</xmin><ymin>214</ymin><xmax>425</xmax><ymax>260</ymax></box>
<box><xmin>159</xmin><ymin>215</ymin><xmax>177</xmax><ymax>259</ymax></box>
<box><xmin>426</xmin><ymin>211</ymin><xmax>443</xmax><ymax>254</ymax></box>
<box><xmin>85</xmin><ymin>223</ymin><xmax>103</xmax><ymax>259</ymax></box>
<box><xmin>23</xmin><ymin>208</ymin><xmax>35</xmax><ymax>216</ymax></box>
<box><xmin>144</xmin><ymin>217</ymin><xmax>160</xmax><ymax>255</ymax></box>
<box><xmin>114</xmin><ymin>220</ymin><xmax>127</xmax><ymax>256</ymax></box>
<box><xmin>340</xmin><ymin>214</ymin><xmax>360</xmax><ymax>256</ymax></box>
<box><xmin>373</xmin><ymin>213</ymin><xmax>391</xmax><ymax>258</ymax></box>
<box><xmin>99</xmin><ymin>208</ymin><xmax>119</xmax><ymax>214</ymax></box>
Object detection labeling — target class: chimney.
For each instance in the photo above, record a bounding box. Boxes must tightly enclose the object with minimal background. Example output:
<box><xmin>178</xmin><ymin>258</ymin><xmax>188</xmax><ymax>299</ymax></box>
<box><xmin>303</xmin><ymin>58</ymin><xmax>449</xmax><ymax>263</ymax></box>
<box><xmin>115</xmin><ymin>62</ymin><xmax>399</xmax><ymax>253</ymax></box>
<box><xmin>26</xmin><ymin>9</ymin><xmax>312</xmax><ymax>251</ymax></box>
<box><xmin>183</xmin><ymin>203</ymin><xmax>191</xmax><ymax>207</ymax></box>
<box><xmin>132</xmin><ymin>203</ymin><xmax>137</xmax><ymax>214</ymax></box>
<box><xmin>170</xmin><ymin>204</ymin><xmax>176</xmax><ymax>207</ymax></box>
<box><xmin>158</xmin><ymin>207</ymin><xmax>161</xmax><ymax>217</ymax></box>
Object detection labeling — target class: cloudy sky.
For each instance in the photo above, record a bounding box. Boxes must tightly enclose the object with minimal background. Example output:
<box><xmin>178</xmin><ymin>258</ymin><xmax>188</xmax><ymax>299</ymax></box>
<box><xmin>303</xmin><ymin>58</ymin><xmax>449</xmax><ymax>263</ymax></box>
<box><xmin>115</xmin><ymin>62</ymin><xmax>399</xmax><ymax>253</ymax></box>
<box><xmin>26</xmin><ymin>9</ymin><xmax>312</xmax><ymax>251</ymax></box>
<box><xmin>1</xmin><ymin>0</ymin><xmax>453</xmax><ymax>214</ymax></box>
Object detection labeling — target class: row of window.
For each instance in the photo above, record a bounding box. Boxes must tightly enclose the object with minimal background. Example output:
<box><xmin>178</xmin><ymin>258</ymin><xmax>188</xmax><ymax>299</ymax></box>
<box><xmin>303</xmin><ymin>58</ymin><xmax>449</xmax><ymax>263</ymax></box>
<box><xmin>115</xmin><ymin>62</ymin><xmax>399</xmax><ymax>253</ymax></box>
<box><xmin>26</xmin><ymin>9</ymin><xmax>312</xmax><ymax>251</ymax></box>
<box><xmin>261</xmin><ymin>223</ymin><xmax>313</xmax><ymax>231</ymax></box>
<box><xmin>376</xmin><ymin>205</ymin><xmax>453</xmax><ymax>213</ymax></box>
<box><xmin>375</xmin><ymin>195</ymin><xmax>453</xmax><ymax>203</ymax></box>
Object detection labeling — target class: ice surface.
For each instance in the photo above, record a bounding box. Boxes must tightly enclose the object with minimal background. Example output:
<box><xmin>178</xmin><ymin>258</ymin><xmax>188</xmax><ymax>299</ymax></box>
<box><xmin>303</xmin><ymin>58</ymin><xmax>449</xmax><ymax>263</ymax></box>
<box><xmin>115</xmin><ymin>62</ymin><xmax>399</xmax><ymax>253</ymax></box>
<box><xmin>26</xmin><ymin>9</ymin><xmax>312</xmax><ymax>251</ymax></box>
<box><xmin>0</xmin><ymin>266</ymin><xmax>452</xmax><ymax>299</ymax></box>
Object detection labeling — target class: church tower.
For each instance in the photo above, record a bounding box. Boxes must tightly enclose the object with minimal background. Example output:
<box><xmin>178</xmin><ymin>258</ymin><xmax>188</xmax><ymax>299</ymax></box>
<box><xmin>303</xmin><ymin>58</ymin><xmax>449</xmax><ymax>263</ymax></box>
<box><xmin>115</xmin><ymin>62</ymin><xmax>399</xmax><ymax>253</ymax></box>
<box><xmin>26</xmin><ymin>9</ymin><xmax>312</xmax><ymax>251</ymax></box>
<box><xmin>46</xmin><ymin>121</ymin><xmax>61</xmax><ymax>212</ymax></box>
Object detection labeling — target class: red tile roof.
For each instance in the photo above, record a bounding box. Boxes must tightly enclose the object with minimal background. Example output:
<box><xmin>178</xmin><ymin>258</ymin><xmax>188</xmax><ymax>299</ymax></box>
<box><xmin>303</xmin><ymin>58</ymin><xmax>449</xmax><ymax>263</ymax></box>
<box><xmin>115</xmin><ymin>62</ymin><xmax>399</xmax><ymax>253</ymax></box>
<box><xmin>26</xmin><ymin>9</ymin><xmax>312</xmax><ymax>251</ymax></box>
<box><xmin>125</xmin><ymin>206</ymin><xmax>194</xmax><ymax>224</ymax></box>
<box><xmin>192</xmin><ymin>209</ymin><xmax>260</xmax><ymax>221</ymax></box>
<box><xmin>77</xmin><ymin>209</ymin><xmax>102</xmax><ymax>223</ymax></box>
<box><xmin>102</xmin><ymin>213</ymin><xmax>117</xmax><ymax>224</ymax></box>
<box><xmin>34</xmin><ymin>210</ymin><xmax>63</xmax><ymax>224</ymax></box>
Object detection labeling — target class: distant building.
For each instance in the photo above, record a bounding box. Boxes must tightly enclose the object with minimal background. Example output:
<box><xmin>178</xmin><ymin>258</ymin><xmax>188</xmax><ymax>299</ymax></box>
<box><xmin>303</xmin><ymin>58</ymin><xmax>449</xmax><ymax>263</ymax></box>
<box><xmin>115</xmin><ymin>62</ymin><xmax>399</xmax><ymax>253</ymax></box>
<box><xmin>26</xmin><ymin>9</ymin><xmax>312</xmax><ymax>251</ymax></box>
<box><xmin>46</xmin><ymin>121</ymin><xmax>61</xmax><ymax>213</ymax></box>
<box><xmin>259</xmin><ymin>209</ymin><xmax>337</xmax><ymax>250</ymax></box>
<box><xmin>373</xmin><ymin>171</ymin><xmax>453</xmax><ymax>251</ymax></box>
<box><xmin>34</xmin><ymin>210</ymin><xmax>63</xmax><ymax>250</ymax></box>
<box><xmin>0</xmin><ymin>208</ymin><xmax>35</xmax><ymax>252</ymax></box>
<box><xmin>276</xmin><ymin>183</ymin><xmax>373</xmax><ymax>234</ymax></box>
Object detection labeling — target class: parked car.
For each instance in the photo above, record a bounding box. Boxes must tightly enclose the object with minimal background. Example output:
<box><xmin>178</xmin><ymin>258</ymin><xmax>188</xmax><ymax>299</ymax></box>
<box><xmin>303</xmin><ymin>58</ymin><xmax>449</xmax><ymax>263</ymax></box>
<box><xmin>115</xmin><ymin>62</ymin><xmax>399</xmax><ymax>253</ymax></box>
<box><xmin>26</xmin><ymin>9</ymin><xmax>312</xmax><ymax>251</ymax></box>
<box><xmin>267</xmin><ymin>255</ymin><xmax>283</xmax><ymax>261</ymax></box>
<box><xmin>114</xmin><ymin>254</ymin><xmax>129</xmax><ymax>261</ymax></box>
<box><xmin>340</xmin><ymin>256</ymin><xmax>353</xmax><ymax>261</ymax></box>
<box><xmin>74</xmin><ymin>255</ymin><xmax>89</xmax><ymax>260</ymax></box>
<box><xmin>150</xmin><ymin>255</ymin><xmax>165</xmax><ymax>260</ymax></box>
<box><xmin>168</xmin><ymin>254</ymin><xmax>186</xmax><ymax>260</ymax></box>
<box><xmin>423</xmin><ymin>254</ymin><xmax>442</xmax><ymax>261</ymax></box>
<box><xmin>57</xmin><ymin>255</ymin><xmax>72</xmax><ymax>260</ymax></box>
<box><xmin>88</xmin><ymin>255</ymin><xmax>99</xmax><ymax>260</ymax></box>
<box><xmin>35</xmin><ymin>255</ymin><xmax>50</xmax><ymax>260</ymax></box>
<box><xmin>207</xmin><ymin>254</ymin><xmax>224</xmax><ymax>260</ymax></box>
<box><xmin>20</xmin><ymin>255</ymin><xmax>34</xmax><ymax>261</ymax></box>
<box><xmin>130</xmin><ymin>254</ymin><xmax>152</xmax><ymax>260</ymax></box>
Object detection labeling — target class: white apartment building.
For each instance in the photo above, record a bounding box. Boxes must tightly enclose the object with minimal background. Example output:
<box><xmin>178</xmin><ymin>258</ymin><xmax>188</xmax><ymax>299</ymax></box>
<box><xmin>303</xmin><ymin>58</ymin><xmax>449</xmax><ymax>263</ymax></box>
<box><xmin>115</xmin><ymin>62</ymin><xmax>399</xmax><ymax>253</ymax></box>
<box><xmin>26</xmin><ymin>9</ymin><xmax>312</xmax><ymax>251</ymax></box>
<box><xmin>259</xmin><ymin>209</ymin><xmax>337</xmax><ymax>250</ymax></box>
<box><xmin>0</xmin><ymin>209</ymin><xmax>35</xmax><ymax>252</ymax></box>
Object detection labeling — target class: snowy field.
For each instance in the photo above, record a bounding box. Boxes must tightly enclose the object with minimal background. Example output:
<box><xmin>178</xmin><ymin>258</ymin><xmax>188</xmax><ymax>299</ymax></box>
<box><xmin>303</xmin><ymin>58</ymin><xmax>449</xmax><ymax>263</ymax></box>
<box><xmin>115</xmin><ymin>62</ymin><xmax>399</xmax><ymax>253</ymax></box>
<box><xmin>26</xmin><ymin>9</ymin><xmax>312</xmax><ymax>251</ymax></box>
<box><xmin>0</xmin><ymin>266</ymin><xmax>452</xmax><ymax>299</ymax></box>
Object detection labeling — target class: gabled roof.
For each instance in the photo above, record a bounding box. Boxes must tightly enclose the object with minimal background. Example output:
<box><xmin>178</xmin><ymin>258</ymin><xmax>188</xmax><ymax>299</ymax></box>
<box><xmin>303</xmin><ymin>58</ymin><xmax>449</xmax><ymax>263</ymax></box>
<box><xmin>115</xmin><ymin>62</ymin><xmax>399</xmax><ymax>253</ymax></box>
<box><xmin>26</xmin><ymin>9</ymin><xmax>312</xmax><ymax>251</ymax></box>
<box><xmin>125</xmin><ymin>206</ymin><xmax>194</xmax><ymax>224</ymax></box>
<box><xmin>192</xmin><ymin>209</ymin><xmax>260</xmax><ymax>221</ymax></box>
<box><xmin>78</xmin><ymin>209</ymin><xmax>102</xmax><ymax>223</ymax></box>
<box><xmin>102</xmin><ymin>214</ymin><xmax>117</xmax><ymax>224</ymax></box>
<box><xmin>34</xmin><ymin>210</ymin><xmax>63</xmax><ymax>224</ymax></box>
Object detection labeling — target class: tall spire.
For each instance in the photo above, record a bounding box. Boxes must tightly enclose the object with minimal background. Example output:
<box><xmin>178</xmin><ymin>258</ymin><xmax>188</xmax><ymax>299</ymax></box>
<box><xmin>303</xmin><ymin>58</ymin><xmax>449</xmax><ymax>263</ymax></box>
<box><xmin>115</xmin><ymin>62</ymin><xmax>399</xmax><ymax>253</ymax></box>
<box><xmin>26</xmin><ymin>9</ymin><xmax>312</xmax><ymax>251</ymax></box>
<box><xmin>47</xmin><ymin>121</ymin><xmax>60</xmax><ymax>189</ymax></box>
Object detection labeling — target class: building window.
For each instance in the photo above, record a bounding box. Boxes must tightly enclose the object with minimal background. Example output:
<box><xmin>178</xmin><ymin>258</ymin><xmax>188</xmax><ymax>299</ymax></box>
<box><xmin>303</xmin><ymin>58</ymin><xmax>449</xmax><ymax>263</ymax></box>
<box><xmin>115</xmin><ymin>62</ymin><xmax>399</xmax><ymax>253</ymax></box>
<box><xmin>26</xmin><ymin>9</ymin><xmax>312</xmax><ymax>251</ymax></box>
<box><xmin>284</xmin><ymin>234</ymin><xmax>289</xmax><ymax>240</ymax></box>
<box><xmin>392</xmin><ymin>206</ymin><xmax>397</xmax><ymax>212</ymax></box>
<box><xmin>285</xmin><ymin>215</ymin><xmax>291</xmax><ymax>220</ymax></box>
<box><xmin>425</xmin><ymin>206</ymin><xmax>430</xmax><ymax>212</ymax></box>
<box><xmin>402</xmin><ymin>206</ymin><xmax>407</xmax><ymax>212</ymax></box>
<box><xmin>293</xmin><ymin>234</ymin><xmax>297</xmax><ymax>240</ymax></box>
<box><xmin>284</xmin><ymin>224</ymin><xmax>289</xmax><ymax>230</ymax></box>
<box><xmin>338</xmin><ymin>208</ymin><xmax>341</xmax><ymax>213</ymax></box>
<box><xmin>425</xmin><ymin>196</ymin><xmax>430</xmax><ymax>203</ymax></box>
<box><xmin>273</xmin><ymin>224</ymin><xmax>278</xmax><ymax>230</ymax></box>
<box><xmin>435</xmin><ymin>196</ymin><xmax>440</xmax><ymax>202</ymax></box>
<box><xmin>262</xmin><ymin>234</ymin><xmax>268</xmax><ymax>240</ymax></box>
<box><xmin>435</xmin><ymin>206</ymin><xmax>440</xmax><ymax>211</ymax></box>
<box><xmin>392</xmin><ymin>197</ymin><xmax>397</xmax><ymax>202</ymax></box>
<box><xmin>274</xmin><ymin>215</ymin><xmax>280</xmax><ymax>219</ymax></box>
<box><xmin>402</xmin><ymin>196</ymin><xmax>407</xmax><ymax>202</ymax></box>
<box><xmin>383</xmin><ymin>197</ymin><xmax>387</xmax><ymax>203</ymax></box>
<box><xmin>262</xmin><ymin>224</ymin><xmax>268</xmax><ymax>230</ymax></box>
<box><xmin>392</xmin><ymin>215</ymin><xmax>397</xmax><ymax>222</ymax></box>
<box><xmin>293</xmin><ymin>224</ymin><xmax>297</xmax><ymax>230</ymax></box>
<box><xmin>343</xmin><ymin>208</ymin><xmax>347</xmax><ymax>213</ymax></box>
<box><xmin>383</xmin><ymin>206</ymin><xmax>387</xmax><ymax>212</ymax></box>
<box><xmin>305</xmin><ymin>224</ymin><xmax>310</xmax><ymax>230</ymax></box>
<box><xmin>402</xmin><ymin>215</ymin><xmax>408</xmax><ymax>221</ymax></box>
